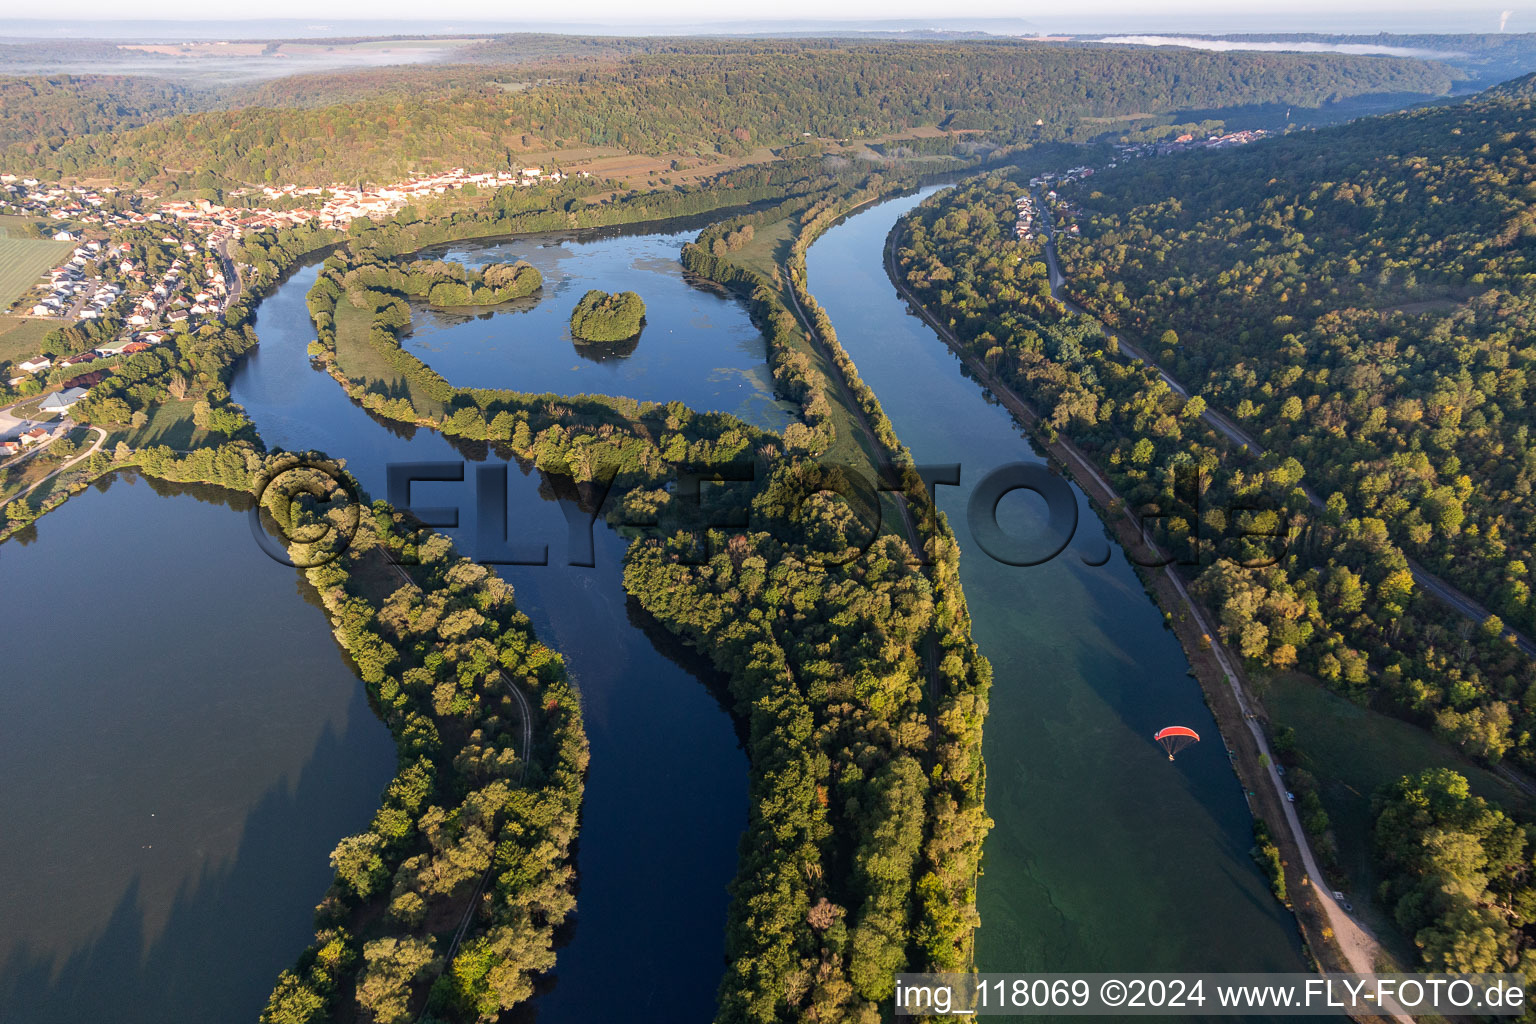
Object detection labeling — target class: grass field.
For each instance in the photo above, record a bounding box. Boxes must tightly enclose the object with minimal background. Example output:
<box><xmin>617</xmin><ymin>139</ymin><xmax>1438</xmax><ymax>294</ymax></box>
<box><xmin>731</xmin><ymin>218</ymin><xmax>796</xmax><ymax>287</ymax></box>
<box><xmin>0</xmin><ymin>223</ymin><xmax>72</xmax><ymax>312</ymax></box>
<box><xmin>0</xmin><ymin>316</ymin><xmax>58</xmax><ymax>366</ymax></box>
<box><xmin>105</xmin><ymin>400</ymin><xmax>210</xmax><ymax>451</ymax></box>
<box><xmin>333</xmin><ymin>297</ymin><xmax>447</xmax><ymax>421</ymax></box>
<box><xmin>1261</xmin><ymin>671</ymin><xmax>1535</xmax><ymax>958</ymax></box>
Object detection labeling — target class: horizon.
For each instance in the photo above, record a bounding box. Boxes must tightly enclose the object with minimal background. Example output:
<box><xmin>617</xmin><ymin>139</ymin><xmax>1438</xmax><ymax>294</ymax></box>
<box><xmin>1</xmin><ymin>10</ymin><xmax>1532</xmax><ymax>40</ymax></box>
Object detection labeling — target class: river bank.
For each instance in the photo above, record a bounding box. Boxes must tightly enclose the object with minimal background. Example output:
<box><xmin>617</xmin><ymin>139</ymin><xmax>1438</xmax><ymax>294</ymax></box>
<box><xmin>808</xmin><ymin>187</ymin><xmax>1305</xmax><ymax>994</ymax></box>
<box><xmin>881</xmin><ymin>216</ymin><xmax>1381</xmax><ymax>981</ymax></box>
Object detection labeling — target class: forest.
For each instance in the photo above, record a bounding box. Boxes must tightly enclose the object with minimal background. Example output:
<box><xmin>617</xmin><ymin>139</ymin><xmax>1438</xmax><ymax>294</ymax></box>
<box><xmin>893</xmin><ymin>74</ymin><xmax>1536</xmax><ymax>974</ymax></box>
<box><xmin>262</xmin><ymin>477</ymin><xmax>589</xmax><ymax>1024</ymax></box>
<box><xmin>0</xmin><ymin>41</ymin><xmax>1455</xmax><ymax>184</ymax></box>
<box><xmin>898</xmin><ymin>167</ymin><xmax>1536</xmax><ymax>760</ymax></box>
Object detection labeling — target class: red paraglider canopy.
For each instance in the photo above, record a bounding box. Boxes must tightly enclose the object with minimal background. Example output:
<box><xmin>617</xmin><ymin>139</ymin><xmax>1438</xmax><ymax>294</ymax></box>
<box><xmin>1154</xmin><ymin>726</ymin><xmax>1200</xmax><ymax>760</ymax></box>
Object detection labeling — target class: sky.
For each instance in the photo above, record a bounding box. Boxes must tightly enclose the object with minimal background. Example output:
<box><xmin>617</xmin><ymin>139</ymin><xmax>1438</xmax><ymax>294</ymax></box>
<box><xmin>2</xmin><ymin>4</ymin><xmax>1533</xmax><ymax>37</ymax></box>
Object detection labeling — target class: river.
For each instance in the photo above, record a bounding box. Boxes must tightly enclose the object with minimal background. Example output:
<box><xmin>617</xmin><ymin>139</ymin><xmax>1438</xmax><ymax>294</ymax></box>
<box><xmin>4</xmin><ymin>195</ymin><xmax>1306</xmax><ymax>1023</ymax></box>
<box><xmin>0</xmin><ymin>472</ymin><xmax>397</xmax><ymax>1023</ymax></box>
<box><xmin>231</xmin><ymin>227</ymin><xmax>761</xmax><ymax>1022</ymax></box>
<box><xmin>805</xmin><ymin>188</ymin><xmax>1306</xmax><ymax>983</ymax></box>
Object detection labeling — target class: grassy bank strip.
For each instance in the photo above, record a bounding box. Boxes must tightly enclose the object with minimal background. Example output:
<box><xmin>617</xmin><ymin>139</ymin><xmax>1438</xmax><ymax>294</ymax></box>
<box><xmin>685</xmin><ymin>183</ymin><xmax>994</xmax><ymax>998</ymax></box>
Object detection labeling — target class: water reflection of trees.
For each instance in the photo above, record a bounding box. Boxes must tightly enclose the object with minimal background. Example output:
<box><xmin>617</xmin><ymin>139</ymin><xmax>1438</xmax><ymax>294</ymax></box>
<box><xmin>572</xmin><ymin>331</ymin><xmax>641</xmax><ymax>363</ymax></box>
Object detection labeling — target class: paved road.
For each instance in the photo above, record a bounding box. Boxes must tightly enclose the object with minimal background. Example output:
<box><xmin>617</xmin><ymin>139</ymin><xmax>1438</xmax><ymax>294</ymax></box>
<box><xmin>215</xmin><ymin>237</ymin><xmax>244</xmax><ymax>314</ymax></box>
<box><xmin>0</xmin><ymin>425</ymin><xmax>106</xmax><ymax>512</ymax></box>
<box><xmin>1035</xmin><ymin>194</ymin><xmax>1536</xmax><ymax>659</ymax></box>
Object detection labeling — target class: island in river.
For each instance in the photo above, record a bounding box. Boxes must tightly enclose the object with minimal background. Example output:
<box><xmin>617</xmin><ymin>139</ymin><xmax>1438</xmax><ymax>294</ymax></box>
<box><xmin>569</xmin><ymin>288</ymin><xmax>647</xmax><ymax>343</ymax></box>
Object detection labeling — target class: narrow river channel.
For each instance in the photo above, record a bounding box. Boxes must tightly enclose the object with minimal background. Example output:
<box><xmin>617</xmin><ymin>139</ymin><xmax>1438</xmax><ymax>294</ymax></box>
<box><xmin>805</xmin><ymin>188</ymin><xmax>1306</xmax><ymax>983</ymax></box>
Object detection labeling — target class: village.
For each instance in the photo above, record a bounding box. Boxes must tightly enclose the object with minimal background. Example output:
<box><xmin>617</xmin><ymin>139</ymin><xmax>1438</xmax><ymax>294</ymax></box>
<box><xmin>1010</xmin><ymin>127</ymin><xmax>1272</xmax><ymax>243</ymax></box>
<box><xmin>0</xmin><ymin>163</ymin><xmax>589</xmax><ymax>463</ymax></box>
<box><xmin>0</xmin><ymin>124</ymin><xmax>1270</xmax><ymax>448</ymax></box>
<box><xmin>0</xmin><ymin>164</ymin><xmax>571</xmax><ymax>241</ymax></box>
<box><xmin>0</xmin><ymin>164</ymin><xmax>582</xmax><ymax>397</ymax></box>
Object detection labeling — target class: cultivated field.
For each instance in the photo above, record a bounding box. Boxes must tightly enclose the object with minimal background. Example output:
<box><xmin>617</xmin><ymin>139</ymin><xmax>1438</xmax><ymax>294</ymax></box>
<box><xmin>0</xmin><ymin>226</ymin><xmax>72</xmax><ymax>312</ymax></box>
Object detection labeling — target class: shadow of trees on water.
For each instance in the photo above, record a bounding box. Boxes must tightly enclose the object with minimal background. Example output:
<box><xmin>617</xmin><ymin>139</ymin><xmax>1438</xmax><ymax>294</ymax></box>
<box><xmin>1</xmin><ymin>705</ymin><xmax>390</xmax><ymax>1024</ymax></box>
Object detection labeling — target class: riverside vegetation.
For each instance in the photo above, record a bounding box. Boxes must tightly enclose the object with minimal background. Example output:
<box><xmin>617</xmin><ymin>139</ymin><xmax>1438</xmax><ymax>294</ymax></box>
<box><xmin>6</xmin><ymin>158</ymin><xmax>986</xmax><ymax>1019</ymax></box>
<box><xmin>2</xmin><ymin>37</ymin><xmax>1501</xmax><ymax>1020</ymax></box>
<box><xmin>300</xmin><ymin>169</ymin><xmax>993</xmax><ymax>1021</ymax></box>
<box><xmin>13</xmin><ymin>432</ymin><xmax>590</xmax><ymax>1023</ymax></box>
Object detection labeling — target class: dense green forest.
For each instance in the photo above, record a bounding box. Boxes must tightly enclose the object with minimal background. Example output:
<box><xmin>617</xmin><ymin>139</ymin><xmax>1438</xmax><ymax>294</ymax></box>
<box><xmin>1374</xmin><ymin>768</ymin><xmax>1536</xmax><ymax>975</ymax></box>
<box><xmin>7</xmin><ymin>35</ymin><xmax>1520</xmax><ymax>1018</ymax></box>
<box><xmin>1059</xmin><ymin>77</ymin><xmax>1536</xmax><ymax>641</ymax></box>
<box><xmin>896</xmin><ymin>170</ymin><xmax>1536</xmax><ymax>775</ymax></box>
<box><xmin>332</xmin><ymin>255</ymin><xmax>543</xmax><ymax>308</ymax></box>
<box><xmin>1</xmin><ymin>42</ymin><xmax>1453</xmax><ymax>183</ymax></box>
<box><xmin>0</xmin><ymin>75</ymin><xmax>207</xmax><ymax>147</ymax></box>
<box><xmin>1049</xmin><ymin>75</ymin><xmax>1536</xmax><ymax>731</ymax></box>
<box><xmin>895</xmin><ymin>81</ymin><xmax>1536</xmax><ymax>973</ymax></box>
<box><xmin>681</xmin><ymin>186</ymin><xmax>993</xmax><ymax>1021</ymax></box>
<box><xmin>262</xmin><ymin>481</ymin><xmax>588</xmax><ymax>1023</ymax></box>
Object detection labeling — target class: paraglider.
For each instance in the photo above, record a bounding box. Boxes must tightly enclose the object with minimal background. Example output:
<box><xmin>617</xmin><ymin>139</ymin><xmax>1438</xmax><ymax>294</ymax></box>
<box><xmin>1154</xmin><ymin>726</ymin><xmax>1200</xmax><ymax>760</ymax></box>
